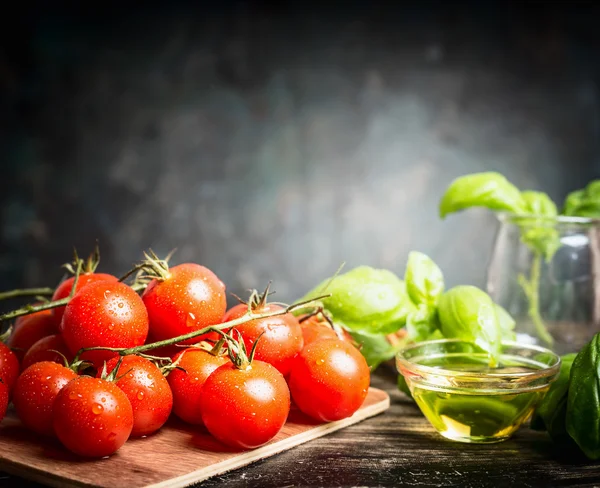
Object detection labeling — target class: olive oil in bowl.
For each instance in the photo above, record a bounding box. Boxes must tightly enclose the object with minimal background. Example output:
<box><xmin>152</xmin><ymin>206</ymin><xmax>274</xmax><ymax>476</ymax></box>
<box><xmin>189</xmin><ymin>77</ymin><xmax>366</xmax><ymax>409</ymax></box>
<box><xmin>397</xmin><ymin>340</ymin><xmax>561</xmax><ymax>444</ymax></box>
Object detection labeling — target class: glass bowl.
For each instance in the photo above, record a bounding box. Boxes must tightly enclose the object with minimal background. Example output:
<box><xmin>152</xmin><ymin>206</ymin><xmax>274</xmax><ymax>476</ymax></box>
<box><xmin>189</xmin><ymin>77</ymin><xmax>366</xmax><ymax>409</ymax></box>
<box><xmin>396</xmin><ymin>339</ymin><xmax>561</xmax><ymax>444</ymax></box>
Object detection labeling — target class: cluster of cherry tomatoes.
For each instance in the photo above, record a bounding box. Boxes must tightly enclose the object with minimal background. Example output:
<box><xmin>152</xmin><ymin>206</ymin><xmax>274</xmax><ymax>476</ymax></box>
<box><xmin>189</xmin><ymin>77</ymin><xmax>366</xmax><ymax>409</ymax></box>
<box><xmin>0</xmin><ymin>253</ymin><xmax>370</xmax><ymax>458</ymax></box>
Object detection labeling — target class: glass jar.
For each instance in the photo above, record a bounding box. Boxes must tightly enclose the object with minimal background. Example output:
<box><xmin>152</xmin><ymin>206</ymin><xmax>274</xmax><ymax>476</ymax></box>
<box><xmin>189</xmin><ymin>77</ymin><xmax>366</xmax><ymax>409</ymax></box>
<box><xmin>487</xmin><ymin>214</ymin><xmax>600</xmax><ymax>355</ymax></box>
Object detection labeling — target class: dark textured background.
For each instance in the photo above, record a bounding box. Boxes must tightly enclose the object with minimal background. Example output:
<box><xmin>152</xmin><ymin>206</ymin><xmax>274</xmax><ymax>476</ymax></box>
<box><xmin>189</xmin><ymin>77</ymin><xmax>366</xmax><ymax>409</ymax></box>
<box><xmin>1</xmin><ymin>1</ymin><xmax>599</xmax><ymax>303</ymax></box>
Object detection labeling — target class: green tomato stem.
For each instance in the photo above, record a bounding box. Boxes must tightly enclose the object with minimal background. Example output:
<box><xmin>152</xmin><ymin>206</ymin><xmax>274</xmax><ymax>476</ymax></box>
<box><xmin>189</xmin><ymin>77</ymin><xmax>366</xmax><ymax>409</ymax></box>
<box><xmin>0</xmin><ymin>287</ymin><xmax>55</xmax><ymax>301</ymax></box>
<box><xmin>76</xmin><ymin>294</ymin><xmax>330</xmax><ymax>359</ymax></box>
<box><xmin>0</xmin><ymin>297</ymin><xmax>70</xmax><ymax>322</ymax></box>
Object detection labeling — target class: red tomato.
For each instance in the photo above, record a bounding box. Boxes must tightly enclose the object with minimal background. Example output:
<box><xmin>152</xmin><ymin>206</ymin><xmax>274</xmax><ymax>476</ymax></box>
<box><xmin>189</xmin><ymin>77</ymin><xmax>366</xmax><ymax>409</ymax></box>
<box><xmin>167</xmin><ymin>348</ymin><xmax>229</xmax><ymax>424</ymax></box>
<box><xmin>98</xmin><ymin>355</ymin><xmax>173</xmax><ymax>437</ymax></box>
<box><xmin>61</xmin><ymin>281</ymin><xmax>149</xmax><ymax>368</ymax></box>
<box><xmin>142</xmin><ymin>263</ymin><xmax>226</xmax><ymax>343</ymax></box>
<box><xmin>300</xmin><ymin>315</ymin><xmax>353</xmax><ymax>346</ymax></box>
<box><xmin>13</xmin><ymin>361</ymin><xmax>78</xmax><ymax>436</ymax></box>
<box><xmin>0</xmin><ymin>341</ymin><xmax>19</xmax><ymax>393</ymax></box>
<box><xmin>53</xmin><ymin>273</ymin><xmax>118</xmax><ymax>327</ymax></box>
<box><xmin>200</xmin><ymin>360</ymin><xmax>290</xmax><ymax>449</ymax></box>
<box><xmin>21</xmin><ymin>334</ymin><xmax>73</xmax><ymax>371</ymax></box>
<box><xmin>0</xmin><ymin>380</ymin><xmax>8</xmax><ymax>422</ymax></box>
<box><xmin>8</xmin><ymin>309</ymin><xmax>58</xmax><ymax>362</ymax></box>
<box><xmin>288</xmin><ymin>339</ymin><xmax>370</xmax><ymax>422</ymax></box>
<box><xmin>53</xmin><ymin>376</ymin><xmax>133</xmax><ymax>457</ymax></box>
<box><xmin>223</xmin><ymin>303</ymin><xmax>303</xmax><ymax>376</ymax></box>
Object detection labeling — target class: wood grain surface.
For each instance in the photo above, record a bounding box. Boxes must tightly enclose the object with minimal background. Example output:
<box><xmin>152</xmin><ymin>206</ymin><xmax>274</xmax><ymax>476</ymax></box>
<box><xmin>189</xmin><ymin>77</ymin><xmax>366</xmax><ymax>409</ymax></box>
<box><xmin>3</xmin><ymin>368</ymin><xmax>600</xmax><ymax>487</ymax></box>
<box><xmin>0</xmin><ymin>388</ymin><xmax>389</xmax><ymax>488</ymax></box>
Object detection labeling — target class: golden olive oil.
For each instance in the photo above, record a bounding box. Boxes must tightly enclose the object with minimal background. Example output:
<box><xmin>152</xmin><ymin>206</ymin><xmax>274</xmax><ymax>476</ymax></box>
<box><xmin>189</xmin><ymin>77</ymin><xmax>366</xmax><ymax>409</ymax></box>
<box><xmin>409</xmin><ymin>363</ymin><xmax>549</xmax><ymax>443</ymax></box>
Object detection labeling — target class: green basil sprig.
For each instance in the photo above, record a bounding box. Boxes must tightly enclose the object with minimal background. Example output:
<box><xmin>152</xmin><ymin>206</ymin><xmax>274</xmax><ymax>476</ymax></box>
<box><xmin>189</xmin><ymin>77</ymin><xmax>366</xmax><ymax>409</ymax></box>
<box><xmin>566</xmin><ymin>335</ymin><xmax>600</xmax><ymax>459</ymax></box>
<box><xmin>563</xmin><ymin>180</ymin><xmax>600</xmax><ymax>217</ymax></box>
<box><xmin>532</xmin><ymin>334</ymin><xmax>600</xmax><ymax>460</ymax></box>
<box><xmin>300</xmin><ymin>252</ymin><xmax>512</xmax><ymax>371</ymax></box>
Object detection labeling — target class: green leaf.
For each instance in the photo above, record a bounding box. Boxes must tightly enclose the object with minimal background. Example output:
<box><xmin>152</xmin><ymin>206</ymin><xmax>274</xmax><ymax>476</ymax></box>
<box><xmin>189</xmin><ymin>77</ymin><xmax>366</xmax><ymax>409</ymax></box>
<box><xmin>439</xmin><ymin>172</ymin><xmax>526</xmax><ymax>218</ymax></box>
<box><xmin>405</xmin><ymin>304</ymin><xmax>440</xmax><ymax>343</ymax></box>
<box><xmin>438</xmin><ymin>285</ymin><xmax>502</xmax><ymax>363</ymax></box>
<box><xmin>518</xmin><ymin>191</ymin><xmax>561</xmax><ymax>262</ymax></box>
<box><xmin>347</xmin><ymin>329</ymin><xmax>398</xmax><ymax>370</ymax></box>
<box><xmin>531</xmin><ymin>353</ymin><xmax>576</xmax><ymax>442</ymax></box>
<box><xmin>301</xmin><ymin>266</ymin><xmax>415</xmax><ymax>335</ymax></box>
<box><xmin>495</xmin><ymin>303</ymin><xmax>516</xmax><ymax>342</ymax></box>
<box><xmin>404</xmin><ymin>251</ymin><xmax>445</xmax><ymax>307</ymax></box>
<box><xmin>567</xmin><ymin>334</ymin><xmax>600</xmax><ymax>459</ymax></box>
<box><xmin>563</xmin><ymin>180</ymin><xmax>600</xmax><ymax>218</ymax></box>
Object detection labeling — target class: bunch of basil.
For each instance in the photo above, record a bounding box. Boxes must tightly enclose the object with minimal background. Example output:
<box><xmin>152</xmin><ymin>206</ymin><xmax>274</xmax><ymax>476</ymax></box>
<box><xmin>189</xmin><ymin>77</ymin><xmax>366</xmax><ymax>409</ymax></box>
<box><xmin>439</xmin><ymin>172</ymin><xmax>600</xmax><ymax>347</ymax></box>
<box><xmin>300</xmin><ymin>252</ymin><xmax>515</xmax><ymax>372</ymax></box>
<box><xmin>531</xmin><ymin>333</ymin><xmax>600</xmax><ymax>460</ymax></box>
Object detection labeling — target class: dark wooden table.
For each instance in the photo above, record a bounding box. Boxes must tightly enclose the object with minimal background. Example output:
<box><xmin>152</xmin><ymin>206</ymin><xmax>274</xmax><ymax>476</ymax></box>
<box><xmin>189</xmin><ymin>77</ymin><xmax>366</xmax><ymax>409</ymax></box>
<box><xmin>2</xmin><ymin>365</ymin><xmax>599</xmax><ymax>488</ymax></box>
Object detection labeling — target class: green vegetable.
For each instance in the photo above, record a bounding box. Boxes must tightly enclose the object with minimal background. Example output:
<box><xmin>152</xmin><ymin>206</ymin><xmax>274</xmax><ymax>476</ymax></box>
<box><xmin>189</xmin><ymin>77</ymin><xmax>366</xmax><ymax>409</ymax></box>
<box><xmin>567</xmin><ymin>334</ymin><xmax>600</xmax><ymax>459</ymax></box>
<box><xmin>438</xmin><ymin>285</ymin><xmax>501</xmax><ymax>363</ymax></box>
<box><xmin>495</xmin><ymin>303</ymin><xmax>516</xmax><ymax>342</ymax></box>
<box><xmin>404</xmin><ymin>251</ymin><xmax>444</xmax><ymax>308</ymax></box>
<box><xmin>563</xmin><ymin>180</ymin><xmax>600</xmax><ymax>217</ymax></box>
<box><xmin>301</xmin><ymin>266</ymin><xmax>414</xmax><ymax>335</ymax></box>
<box><xmin>439</xmin><ymin>172</ymin><xmax>526</xmax><ymax>219</ymax></box>
<box><xmin>346</xmin><ymin>329</ymin><xmax>400</xmax><ymax>370</ymax></box>
<box><xmin>519</xmin><ymin>191</ymin><xmax>561</xmax><ymax>262</ymax></box>
<box><xmin>530</xmin><ymin>353</ymin><xmax>576</xmax><ymax>443</ymax></box>
<box><xmin>439</xmin><ymin>173</ymin><xmax>561</xmax><ymax>348</ymax></box>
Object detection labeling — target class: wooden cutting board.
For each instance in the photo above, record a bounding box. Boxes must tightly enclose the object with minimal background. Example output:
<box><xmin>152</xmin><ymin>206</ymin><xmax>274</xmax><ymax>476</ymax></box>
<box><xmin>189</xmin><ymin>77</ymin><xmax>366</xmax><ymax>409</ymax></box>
<box><xmin>0</xmin><ymin>387</ymin><xmax>389</xmax><ymax>488</ymax></box>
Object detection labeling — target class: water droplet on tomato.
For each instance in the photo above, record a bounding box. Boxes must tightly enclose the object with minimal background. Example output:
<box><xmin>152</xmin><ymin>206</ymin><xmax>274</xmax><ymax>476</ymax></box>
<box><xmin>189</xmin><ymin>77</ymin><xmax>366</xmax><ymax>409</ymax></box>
<box><xmin>101</xmin><ymin>397</ymin><xmax>106</xmax><ymax>403</ymax></box>
<box><xmin>108</xmin><ymin>432</ymin><xmax>117</xmax><ymax>441</ymax></box>
<box><xmin>104</xmin><ymin>290</ymin><xmax>111</xmax><ymax>299</ymax></box>
<box><xmin>108</xmin><ymin>324</ymin><xmax>115</xmax><ymax>330</ymax></box>
<box><xmin>45</xmin><ymin>375</ymin><xmax>52</xmax><ymax>380</ymax></box>
<box><xmin>137</xmin><ymin>391</ymin><xmax>145</xmax><ymax>400</ymax></box>
<box><xmin>92</xmin><ymin>404</ymin><xmax>104</xmax><ymax>415</ymax></box>
<box><xmin>190</xmin><ymin>377</ymin><xmax>199</xmax><ymax>384</ymax></box>
<box><xmin>189</xmin><ymin>312</ymin><xmax>196</xmax><ymax>321</ymax></box>
<box><xmin>69</xmin><ymin>391</ymin><xmax>78</xmax><ymax>400</ymax></box>
<box><xmin>118</xmin><ymin>302</ymin><xmax>124</xmax><ymax>309</ymax></box>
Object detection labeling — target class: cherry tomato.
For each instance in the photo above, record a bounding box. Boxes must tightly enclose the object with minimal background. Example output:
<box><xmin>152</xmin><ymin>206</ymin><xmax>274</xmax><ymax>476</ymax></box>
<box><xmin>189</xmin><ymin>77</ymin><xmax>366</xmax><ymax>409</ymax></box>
<box><xmin>53</xmin><ymin>376</ymin><xmax>133</xmax><ymax>457</ymax></box>
<box><xmin>167</xmin><ymin>348</ymin><xmax>229</xmax><ymax>424</ymax></box>
<box><xmin>98</xmin><ymin>355</ymin><xmax>173</xmax><ymax>437</ymax></box>
<box><xmin>142</xmin><ymin>263</ymin><xmax>226</xmax><ymax>343</ymax></box>
<box><xmin>0</xmin><ymin>341</ymin><xmax>19</xmax><ymax>393</ymax></box>
<box><xmin>288</xmin><ymin>339</ymin><xmax>370</xmax><ymax>422</ymax></box>
<box><xmin>0</xmin><ymin>380</ymin><xmax>8</xmax><ymax>422</ymax></box>
<box><xmin>223</xmin><ymin>303</ymin><xmax>303</xmax><ymax>376</ymax></box>
<box><xmin>53</xmin><ymin>273</ymin><xmax>118</xmax><ymax>326</ymax></box>
<box><xmin>8</xmin><ymin>309</ymin><xmax>58</xmax><ymax>362</ymax></box>
<box><xmin>300</xmin><ymin>315</ymin><xmax>353</xmax><ymax>346</ymax></box>
<box><xmin>21</xmin><ymin>334</ymin><xmax>73</xmax><ymax>371</ymax></box>
<box><xmin>200</xmin><ymin>360</ymin><xmax>290</xmax><ymax>449</ymax></box>
<box><xmin>13</xmin><ymin>361</ymin><xmax>78</xmax><ymax>436</ymax></box>
<box><xmin>61</xmin><ymin>281</ymin><xmax>149</xmax><ymax>368</ymax></box>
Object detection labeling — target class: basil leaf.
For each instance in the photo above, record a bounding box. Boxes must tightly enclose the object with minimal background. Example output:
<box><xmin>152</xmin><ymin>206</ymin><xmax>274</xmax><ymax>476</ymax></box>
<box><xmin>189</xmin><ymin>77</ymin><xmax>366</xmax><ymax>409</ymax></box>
<box><xmin>348</xmin><ymin>329</ymin><xmax>399</xmax><ymax>370</ymax></box>
<box><xmin>405</xmin><ymin>304</ymin><xmax>440</xmax><ymax>343</ymax></box>
<box><xmin>495</xmin><ymin>303</ymin><xmax>516</xmax><ymax>342</ymax></box>
<box><xmin>531</xmin><ymin>353</ymin><xmax>576</xmax><ymax>442</ymax></box>
<box><xmin>563</xmin><ymin>180</ymin><xmax>600</xmax><ymax>218</ymax></box>
<box><xmin>438</xmin><ymin>285</ymin><xmax>501</xmax><ymax>362</ymax></box>
<box><xmin>301</xmin><ymin>266</ymin><xmax>414</xmax><ymax>335</ymax></box>
<box><xmin>404</xmin><ymin>251</ymin><xmax>445</xmax><ymax>307</ymax></box>
<box><xmin>518</xmin><ymin>191</ymin><xmax>561</xmax><ymax>261</ymax></box>
<box><xmin>439</xmin><ymin>172</ymin><xmax>526</xmax><ymax>218</ymax></box>
<box><xmin>521</xmin><ymin>191</ymin><xmax>558</xmax><ymax>217</ymax></box>
<box><xmin>567</xmin><ymin>334</ymin><xmax>600</xmax><ymax>459</ymax></box>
